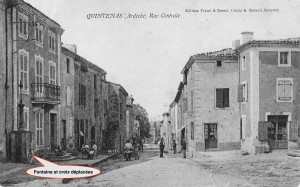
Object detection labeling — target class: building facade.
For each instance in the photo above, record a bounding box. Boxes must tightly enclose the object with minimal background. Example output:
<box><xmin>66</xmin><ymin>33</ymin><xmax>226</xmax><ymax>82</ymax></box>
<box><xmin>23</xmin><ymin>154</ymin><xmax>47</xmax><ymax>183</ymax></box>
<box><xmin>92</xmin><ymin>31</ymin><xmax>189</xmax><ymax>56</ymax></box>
<box><xmin>61</xmin><ymin>46</ymin><xmax>107</xmax><ymax>152</ymax></box>
<box><xmin>1</xmin><ymin>0</ymin><xmax>65</xmax><ymax>162</ymax></box>
<box><xmin>104</xmin><ymin>82</ymin><xmax>128</xmax><ymax>152</ymax></box>
<box><xmin>236</xmin><ymin>32</ymin><xmax>300</xmax><ymax>154</ymax></box>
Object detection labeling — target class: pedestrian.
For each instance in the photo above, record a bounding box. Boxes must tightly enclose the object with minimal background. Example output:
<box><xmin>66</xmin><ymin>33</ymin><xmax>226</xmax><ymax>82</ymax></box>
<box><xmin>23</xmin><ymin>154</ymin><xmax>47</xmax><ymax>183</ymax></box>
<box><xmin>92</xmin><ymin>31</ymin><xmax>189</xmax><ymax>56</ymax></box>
<box><xmin>139</xmin><ymin>138</ymin><xmax>143</xmax><ymax>152</ymax></box>
<box><xmin>159</xmin><ymin>138</ymin><xmax>165</xmax><ymax>158</ymax></box>
<box><xmin>181</xmin><ymin>139</ymin><xmax>186</xmax><ymax>159</ymax></box>
<box><xmin>172</xmin><ymin>140</ymin><xmax>177</xmax><ymax>154</ymax></box>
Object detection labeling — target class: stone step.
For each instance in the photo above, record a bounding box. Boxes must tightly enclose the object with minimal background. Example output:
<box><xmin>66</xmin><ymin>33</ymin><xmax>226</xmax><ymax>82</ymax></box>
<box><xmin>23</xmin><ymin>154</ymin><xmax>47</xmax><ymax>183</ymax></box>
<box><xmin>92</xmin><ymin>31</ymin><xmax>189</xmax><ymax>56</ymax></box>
<box><xmin>46</xmin><ymin>153</ymin><xmax>77</xmax><ymax>162</ymax></box>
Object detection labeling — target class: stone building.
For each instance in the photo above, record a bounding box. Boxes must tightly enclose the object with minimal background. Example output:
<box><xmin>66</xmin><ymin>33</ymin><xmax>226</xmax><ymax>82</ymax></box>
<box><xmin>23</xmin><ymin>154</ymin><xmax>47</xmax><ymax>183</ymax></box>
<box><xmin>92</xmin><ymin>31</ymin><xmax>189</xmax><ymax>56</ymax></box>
<box><xmin>61</xmin><ymin>46</ymin><xmax>106</xmax><ymax>152</ymax></box>
<box><xmin>0</xmin><ymin>0</ymin><xmax>65</xmax><ymax>162</ymax></box>
<box><xmin>104</xmin><ymin>81</ymin><xmax>128</xmax><ymax>152</ymax></box>
<box><xmin>172</xmin><ymin>48</ymin><xmax>240</xmax><ymax>158</ymax></box>
<box><xmin>235</xmin><ymin>32</ymin><xmax>300</xmax><ymax>154</ymax></box>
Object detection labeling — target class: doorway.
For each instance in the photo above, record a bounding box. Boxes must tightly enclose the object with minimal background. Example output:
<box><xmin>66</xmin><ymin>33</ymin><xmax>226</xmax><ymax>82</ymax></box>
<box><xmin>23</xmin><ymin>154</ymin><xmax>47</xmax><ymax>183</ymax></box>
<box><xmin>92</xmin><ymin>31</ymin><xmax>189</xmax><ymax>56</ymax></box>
<box><xmin>50</xmin><ymin>113</ymin><xmax>57</xmax><ymax>152</ymax></box>
<box><xmin>204</xmin><ymin>123</ymin><xmax>218</xmax><ymax>149</ymax></box>
<box><xmin>267</xmin><ymin>115</ymin><xmax>288</xmax><ymax>149</ymax></box>
<box><xmin>62</xmin><ymin>120</ymin><xmax>67</xmax><ymax>150</ymax></box>
<box><xmin>181</xmin><ymin>128</ymin><xmax>185</xmax><ymax>144</ymax></box>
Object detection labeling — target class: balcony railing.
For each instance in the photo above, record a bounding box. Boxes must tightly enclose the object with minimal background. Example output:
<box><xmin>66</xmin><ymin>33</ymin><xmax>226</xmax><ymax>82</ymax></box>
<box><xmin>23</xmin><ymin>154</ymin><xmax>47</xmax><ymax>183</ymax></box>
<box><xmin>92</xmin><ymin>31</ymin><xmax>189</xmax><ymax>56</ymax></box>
<box><xmin>31</xmin><ymin>83</ymin><xmax>60</xmax><ymax>104</ymax></box>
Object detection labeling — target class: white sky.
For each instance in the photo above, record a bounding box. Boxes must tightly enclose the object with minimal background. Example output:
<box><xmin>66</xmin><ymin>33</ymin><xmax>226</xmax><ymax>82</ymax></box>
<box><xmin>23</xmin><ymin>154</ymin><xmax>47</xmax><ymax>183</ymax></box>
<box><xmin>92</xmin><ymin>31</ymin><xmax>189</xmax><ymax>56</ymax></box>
<box><xmin>26</xmin><ymin>0</ymin><xmax>300</xmax><ymax>120</ymax></box>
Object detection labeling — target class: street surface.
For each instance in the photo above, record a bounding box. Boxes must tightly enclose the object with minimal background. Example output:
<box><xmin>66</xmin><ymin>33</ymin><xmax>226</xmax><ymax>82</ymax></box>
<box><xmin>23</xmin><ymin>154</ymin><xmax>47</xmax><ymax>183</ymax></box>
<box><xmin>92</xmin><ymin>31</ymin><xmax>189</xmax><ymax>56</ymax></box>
<box><xmin>13</xmin><ymin>144</ymin><xmax>248</xmax><ymax>187</ymax></box>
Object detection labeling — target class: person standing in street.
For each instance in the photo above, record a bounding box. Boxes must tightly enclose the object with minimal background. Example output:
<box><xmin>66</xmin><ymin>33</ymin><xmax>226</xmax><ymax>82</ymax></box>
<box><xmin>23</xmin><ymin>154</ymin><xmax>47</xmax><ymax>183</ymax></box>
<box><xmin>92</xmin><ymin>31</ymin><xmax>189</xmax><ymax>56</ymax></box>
<box><xmin>172</xmin><ymin>140</ymin><xmax>177</xmax><ymax>154</ymax></box>
<box><xmin>159</xmin><ymin>138</ymin><xmax>165</xmax><ymax>158</ymax></box>
<box><xmin>181</xmin><ymin>139</ymin><xmax>186</xmax><ymax>158</ymax></box>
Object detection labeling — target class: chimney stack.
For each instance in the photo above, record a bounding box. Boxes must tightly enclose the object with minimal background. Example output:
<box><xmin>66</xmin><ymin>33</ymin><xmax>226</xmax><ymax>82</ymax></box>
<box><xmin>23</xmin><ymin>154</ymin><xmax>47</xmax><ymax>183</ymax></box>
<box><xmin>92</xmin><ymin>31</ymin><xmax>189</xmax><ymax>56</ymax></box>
<box><xmin>241</xmin><ymin>32</ymin><xmax>254</xmax><ymax>44</ymax></box>
<box><xmin>232</xmin><ymin>40</ymin><xmax>240</xmax><ymax>49</ymax></box>
<box><xmin>62</xmin><ymin>44</ymin><xmax>77</xmax><ymax>54</ymax></box>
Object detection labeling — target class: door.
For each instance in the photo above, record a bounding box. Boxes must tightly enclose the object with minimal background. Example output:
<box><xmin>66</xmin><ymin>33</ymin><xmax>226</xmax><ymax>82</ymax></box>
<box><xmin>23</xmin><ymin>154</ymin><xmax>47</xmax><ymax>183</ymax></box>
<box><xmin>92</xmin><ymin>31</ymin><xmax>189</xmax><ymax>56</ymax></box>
<box><xmin>79</xmin><ymin>120</ymin><xmax>85</xmax><ymax>148</ymax></box>
<box><xmin>267</xmin><ymin>115</ymin><xmax>288</xmax><ymax>149</ymax></box>
<box><xmin>62</xmin><ymin>120</ymin><xmax>67</xmax><ymax>150</ymax></box>
<box><xmin>205</xmin><ymin>123</ymin><xmax>218</xmax><ymax>149</ymax></box>
<box><xmin>50</xmin><ymin>113</ymin><xmax>57</xmax><ymax>152</ymax></box>
<box><xmin>181</xmin><ymin>128</ymin><xmax>185</xmax><ymax>144</ymax></box>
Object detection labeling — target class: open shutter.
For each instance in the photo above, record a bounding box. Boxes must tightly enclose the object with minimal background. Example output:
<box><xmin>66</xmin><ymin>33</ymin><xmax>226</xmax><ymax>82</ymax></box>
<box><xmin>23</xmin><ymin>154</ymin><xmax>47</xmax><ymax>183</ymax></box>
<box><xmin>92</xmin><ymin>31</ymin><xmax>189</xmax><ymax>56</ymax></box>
<box><xmin>216</xmin><ymin>89</ymin><xmax>223</xmax><ymax>108</ymax></box>
<box><xmin>258</xmin><ymin>121</ymin><xmax>269</xmax><ymax>141</ymax></box>
<box><xmin>223</xmin><ymin>88</ymin><xmax>229</xmax><ymax>107</ymax></box>
<box><xmin>238</xmin><ymin>85</ymin><xmax>243</xmax><ymax>102</ymax></box>
<box><xmin>289</xmin><ymin>121</ymin><xmax>298</xmax><ymax>140</ymax></box>
<box><xmin>85</xmin><ymin>119</ymin><xmax>89</xmax><ymax>141</ymax></box>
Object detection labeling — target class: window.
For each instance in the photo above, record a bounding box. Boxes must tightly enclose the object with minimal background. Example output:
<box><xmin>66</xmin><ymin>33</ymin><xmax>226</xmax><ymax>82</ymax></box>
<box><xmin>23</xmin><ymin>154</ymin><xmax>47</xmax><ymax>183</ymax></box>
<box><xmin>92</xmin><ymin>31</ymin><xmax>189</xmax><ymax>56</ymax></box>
<box><xmin>238</xmin><ymin>82</ymin><xmax>248</xmax><ymax>102</ymax></box>
<box><xmin>18</xmin><ymin>12</ymin><xmax>28</xmax><ymax>39</ymax></box>
<box><xmin>23</xmin><ymin>107</ymin><xmax>29</xmax><ymax>131</ymax></box>
<box><xmin>35</xmin><ymin>22</ymin><xmax>43</xmax><ymax>46</ymax></box>
<box><xmin>241</xmin><ymin>115</ymin><xmax>246</xmax><ymax>140</ymax></box>
<box><xmin>183</xmin><ymin>98</ymin><xmax>188</xmax><ymax>112</ymax></box>
<box><xmin>216</xmin><ymin>88</ymin><xmax>229</xmax><ymax>108</ymax></box>
<box><xmin>48</xmin><ymin>31</ymin><xmax>55</xmax><ymax>52</ymax></box>
<box><xmin>79</xmin><ymin>84</ymin><xmax>86</xmax><ymax>106</ymax></box>
<box><xmin>277</xmin><ymin>78</ymin><xmax>293</xmax><ymax>102</ymax></box>
<box><xmin>94</xmin><ymin>99</ymin><xmax>98</xmax><ymax>117</ymax></box>
<box><xmin>190</xmin><ymin>90</ymin><xmax>194</xmax><ymax>111</ymax></box>
<box><xmin>35</xmin><ymin>56</ymin><xmax>43</xmax><ymax>96</ymax></box>
<box><xmin>66</xmin><ymin>85</ymin><xmax>72</xmax><ymax>106</ymax></box>
<box><xmin>94</xmin><ymin>75</ymin><xmax>97</xmax><ymax>89</ymax></box>
<box><xmin>19</xmin><ymin>50</ymin><xmax>29</xmax><ymax>93</ymax></box>
<box><xmin>241</xmin><ymin>56</ymin><xmax>246</xmax><ymax>71</ymax></box>
<box><xmin>216</xmin><ymin>61</ymin><xmax>222</xmax><ymax>67</ymax></box>
<box><xmin>191</xmin><ymin>122</ymin><xmax>194</xmax><ymax>140</ymax></box>
<box><xmin>91</xmin><ymin>126</ymin><xmax>95</xmax><ymax>141</ymax></box>
<box><xmin>278</xmin><ymin>51</ymin><xmax>291</xmax><ymax>67</ymax></box>
<box><xmin>49</xmin><ymin>62</ymin><xmax>56</xmax><ymax>85</ymax></box>
<box><xmin>36</xmin><ymin>111</ymin><xmax>43</xmax><ymax>147</ymax></box>
<box><xmin>66</xmin><ymin>58</ymin><xmax>70</xmax><ymax>73</ymax></box>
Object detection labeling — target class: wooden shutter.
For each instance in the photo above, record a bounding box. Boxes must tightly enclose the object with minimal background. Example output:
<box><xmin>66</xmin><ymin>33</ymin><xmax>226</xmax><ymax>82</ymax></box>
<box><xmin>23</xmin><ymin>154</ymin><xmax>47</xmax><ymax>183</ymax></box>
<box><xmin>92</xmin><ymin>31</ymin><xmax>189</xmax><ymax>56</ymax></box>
<box><xmin>223</xmin><ymin>88</ymin><xmax>229</xmax><ymax>107</ymax></box>
<box><xmin>85</xmin><ymin>119</ymin><xmax>89</xmax><ymax>140</ymax></box>
<box><xmin>289</xmin><ymin>121</ymin><xmax>298</xmax><ymax>140</ymax></box>
<box><xmin>216</xmin><ymin>89</ymin><xmax>223</xmax><ymax>108</ymax></box>
<box><xmin>258</xmin><ymin>121</ymin><xmax>269</xmax><ymax>141</ymax></box>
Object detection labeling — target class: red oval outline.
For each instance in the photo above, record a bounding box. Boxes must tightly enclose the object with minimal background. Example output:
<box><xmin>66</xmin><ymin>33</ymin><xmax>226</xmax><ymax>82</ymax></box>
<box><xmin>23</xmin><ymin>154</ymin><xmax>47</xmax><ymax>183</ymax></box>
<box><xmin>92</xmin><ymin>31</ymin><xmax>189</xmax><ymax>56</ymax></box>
<box><xmin>26</xmin><ymin>154</ymin><xmax>102</xmax><ymax>180</ymax></box>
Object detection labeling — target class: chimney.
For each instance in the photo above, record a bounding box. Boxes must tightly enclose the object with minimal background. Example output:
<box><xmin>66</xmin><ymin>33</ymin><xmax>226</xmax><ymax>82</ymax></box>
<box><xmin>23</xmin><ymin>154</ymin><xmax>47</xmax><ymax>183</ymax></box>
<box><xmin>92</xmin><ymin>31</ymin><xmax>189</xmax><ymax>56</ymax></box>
<box><xmin>241</xmin><ymin>32</ymin><xmax>254</xmax><ymax>44</ymax></box>
<box><xmin>62</xmin><ymin>44</ymin><xmax>77</xmax><ymax>54</ymax></box>
<box><xmin>232</xmin><ymin>40</ymin><xmax>240</xmax><ymax>49</ymax></box>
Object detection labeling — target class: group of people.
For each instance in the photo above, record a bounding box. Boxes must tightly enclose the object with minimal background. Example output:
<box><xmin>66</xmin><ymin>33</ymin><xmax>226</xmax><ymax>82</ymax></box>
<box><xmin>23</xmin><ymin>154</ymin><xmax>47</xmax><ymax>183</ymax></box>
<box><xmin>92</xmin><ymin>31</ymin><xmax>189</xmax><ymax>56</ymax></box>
<box><xmin>159</xmin><ymin>138</ymin><xmax>186</xmax><ymax>158</ymax></box>
<box><xmin>124</xmin><ymin>138</ymin><xmax>144</xmax><ymax>160</ymax></box>
<box><xmin>81</xmin><ymin>141</ymin><xmax>98</xmax><ymax>159</ymax></box>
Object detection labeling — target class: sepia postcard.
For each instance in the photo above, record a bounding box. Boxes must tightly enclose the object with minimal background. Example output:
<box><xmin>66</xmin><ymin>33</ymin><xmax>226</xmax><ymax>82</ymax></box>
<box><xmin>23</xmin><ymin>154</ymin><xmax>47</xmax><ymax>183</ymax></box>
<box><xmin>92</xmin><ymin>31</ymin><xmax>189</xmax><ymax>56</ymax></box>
<box><xmin>0</xmin><ymin>0</ymin><xmax>300</xmax><ymax>186</ymax></box>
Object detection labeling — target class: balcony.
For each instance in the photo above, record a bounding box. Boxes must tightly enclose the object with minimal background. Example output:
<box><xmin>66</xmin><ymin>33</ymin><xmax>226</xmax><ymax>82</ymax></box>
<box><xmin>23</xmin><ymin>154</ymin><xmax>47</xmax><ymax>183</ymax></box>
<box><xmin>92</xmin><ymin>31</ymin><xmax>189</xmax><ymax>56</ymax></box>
<box><xmin>31</xmin><ymin>83</ymin><xmax>60</xmax><ymax>104</ymax></box>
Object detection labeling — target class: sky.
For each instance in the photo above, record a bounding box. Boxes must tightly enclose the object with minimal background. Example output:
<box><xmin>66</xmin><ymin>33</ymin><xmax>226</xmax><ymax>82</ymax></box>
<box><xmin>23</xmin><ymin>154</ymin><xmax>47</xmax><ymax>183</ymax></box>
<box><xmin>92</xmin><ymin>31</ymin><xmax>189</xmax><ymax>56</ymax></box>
<box><xmin>26</xmin><ymin>0</ymin><xmax>300</xmax><ymax>121</ymax></box>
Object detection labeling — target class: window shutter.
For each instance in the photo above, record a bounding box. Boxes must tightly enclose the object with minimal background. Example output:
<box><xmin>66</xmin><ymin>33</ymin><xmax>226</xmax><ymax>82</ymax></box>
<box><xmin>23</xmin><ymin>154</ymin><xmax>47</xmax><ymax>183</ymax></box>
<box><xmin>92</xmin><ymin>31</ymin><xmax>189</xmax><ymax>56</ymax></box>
<box><xmin>289</xmin><ymin>121</ymin><xmax>298</xmax><ymax>140</ymax></box>
<box><xmin>258</xmin><ymin>121</ymin><xmax>269</xmax><ymax>141</ymax></box>
<box><xmin>223</xmin><ymin>88</ymin><xmax>229</xmax><ymax>107</ymax></box>
<box><xmin>85</xmin><ymin>119</ymin><xmax>89</xmax><ymax>139</ymax></box>
<box><xmin>216</xmin><ymin>89</ymin><xmax>223</xmax><ymax>108</ymax></box>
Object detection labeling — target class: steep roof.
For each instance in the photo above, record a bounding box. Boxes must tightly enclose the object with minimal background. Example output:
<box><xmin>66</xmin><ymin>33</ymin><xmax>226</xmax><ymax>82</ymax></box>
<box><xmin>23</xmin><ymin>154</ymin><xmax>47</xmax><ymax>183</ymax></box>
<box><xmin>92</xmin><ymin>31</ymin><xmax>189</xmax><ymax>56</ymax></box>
<box><xmin>235</xmin><ymin>38</ymin><xmax>300</xmax><ymax>53</ymax></box>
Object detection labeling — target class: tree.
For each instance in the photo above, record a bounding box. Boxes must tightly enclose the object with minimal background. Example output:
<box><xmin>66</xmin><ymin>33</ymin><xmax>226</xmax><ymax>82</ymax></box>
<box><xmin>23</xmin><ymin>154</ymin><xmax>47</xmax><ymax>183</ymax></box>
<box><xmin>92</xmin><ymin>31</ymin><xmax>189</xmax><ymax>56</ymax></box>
<box><xmin>133</xmin><ymin>104</ymin><xmax>151</xmax><ymax>138</ymax></box>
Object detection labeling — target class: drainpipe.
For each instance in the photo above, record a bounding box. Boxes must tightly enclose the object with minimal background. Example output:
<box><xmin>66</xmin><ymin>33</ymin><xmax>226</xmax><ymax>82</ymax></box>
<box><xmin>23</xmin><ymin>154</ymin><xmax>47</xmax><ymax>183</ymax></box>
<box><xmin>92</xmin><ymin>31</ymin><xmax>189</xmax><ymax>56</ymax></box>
<box><xmin>5</xmin><ymin>4</ymin><xmax>9</xmax><ymax>161</ymax></box>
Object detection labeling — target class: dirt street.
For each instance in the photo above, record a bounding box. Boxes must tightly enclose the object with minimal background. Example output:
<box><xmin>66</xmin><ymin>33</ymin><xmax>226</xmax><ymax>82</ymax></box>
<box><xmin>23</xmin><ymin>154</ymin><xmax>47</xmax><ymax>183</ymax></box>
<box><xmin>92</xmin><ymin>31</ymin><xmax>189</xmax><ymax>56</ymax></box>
<box><xmin>7</xmin><ymin>145</ymin><xmax>300</xmax><ymax>187</ymax></box>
